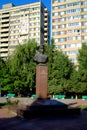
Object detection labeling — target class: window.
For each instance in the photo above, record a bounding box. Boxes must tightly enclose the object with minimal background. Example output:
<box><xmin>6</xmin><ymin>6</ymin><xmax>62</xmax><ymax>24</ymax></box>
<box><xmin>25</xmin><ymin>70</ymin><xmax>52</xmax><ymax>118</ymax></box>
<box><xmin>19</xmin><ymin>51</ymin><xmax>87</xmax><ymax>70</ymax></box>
<box><xmin>59</xmin><ymin>24</ymin><xmax>65</xmax><ymax>28</ymax></box>
<box><xmin>83</xmin><ymin>22</ymin><xmax>87</xmax><ymax>25</ymax></box>
<box><xmin>59</xmin><ymin>18</ymin><xmax>64</xmax><ymax>22</ymax></box>
<box><xmin>60</xmin><ymin>11</ymin><xmax>65</xmax><ymax>15</ymax></box>
<box><xmin>84</xmin><ymin>36</ymin><xmax>87</xmax><ymax>40</ymax></box>
<box><xmin>67</xmin><ymin>30</ymin><xmax>72</xmax><ymax>33</ymax></box>
<box><xmin>70</xmin><ymin>58</ymin><xmax>77</xmax><ymax>63</ymax></box>
<box><xmin>53</xmin><ymin>0</ymin><xmax>58</xmax><ymax>3</ymax></box>
<box><xmin>66</xmin><ymin>51</ymin><xmax>78</xmax><ymax>55</ymax></box>
<box><xmin>83</xmin><ymin>15</ymin><xmax>87</xmax><ymax>18</ymax></box>
<box><xmin>30</xmin><ymin>33</ymin><xmax>34</xmax><ymax>36</ymax></box>
<box><xmin>76</xmin><ymin>43</ymin><xmax>82</xmax><ymax>48</ymax></box>
<box><xmin>74</xmin><ymin>29</ymin><xmax>80</xmax><ymax>33</ymax></box>
<box><xmin>67</xmin><ymin>22</ymin><xmax>81</xmax><ymax>27</ymax></box>
<box><xmin>9</xmin><ymin>46</ymin><xmax>16</xmax><ymax>49</ymax></box>
<box><xmin>53</xmin><ymin>19</ymin><xmax>58</xmax><ymax>22</ymax></box>
<box><xmin>59</xmin><ymin>0</ymin><xmax>65</xmax><ymax>2</ymax></box>
<box><xmin>67</xmin><ymin>37</ymin><xmax>72</xmax><ymax>40</ymax></box>
<box><xmin>60</xmin><ymin>31</ymin><xmax>66</xmax><ymax>34</ymax></box>
<box><xmin>54</xmin><ymin>12</ymin><xmax>58</xmax><ymax>16</ymax></box>
<box><xmin>52</xmin><ymin>32</ymin><xmax>58</xmax><ymax>36</ymax></box>
<box><xmin>52</xmin><ymin>25</ymin><xmax>58</xmax><ymax>29</ymax></box>
<box><xmin>55</xmin><ymin>39</ymin><xmax>58</xmax><ymax>42</ymax></box>
<box><xmin>83</xmin><ymin>2</ymin><xmax>87</xmax><ymax>5</ymax></box>
<box><xmin>36</xmin><ymin>28</ymin><xmax>39</xmax><ymax>31</ymax></box>
<box><xmin>59</xmin><ymin>5</ymin><xmax>65</xmax><ymax>9</ymax></box>
<box><xmin>83</xmin><ymin>29</ymin><xmax>87</xmax><ymax>32</ymax></box>
<box><xmin>71</xmin><ymin>44</ymin><xmax>76</xmax><ymax>48</ymax></box>
<box><xmin>57</xmin><ymin>45</ymin><xmax>61</xmax><ymax>49</ymax></box>
<box><xmin>31</xmin><ymin>28</ymin><xmax>34</xmax><ymax>31</ymax></box>
<box><xmin>58</xmin><ymin>38</ymin><xmax>66</xmax><ymax>42</ymax></box>
<box><xmin>73</xmin><ymin>15</ymin><xmax>81</xmax><ymax>19</ymax></box>
<box><xmin>61</xmin><ymin>45</ymin><xmax>65</xmax><ymax>48</ymax></box>
<box><xmin>65</xmin><ymin>44</ymin><xmax>70</xmax><ymax>48</ymax></box>
<box><xmin>53</xmin><ymin>6</ymin><xmax>58</xmax><ymax>10</ymax></box>
<box><xmin>66</xmin><ymin>16</ymin><xmax>72</xmax><ymax>20</ymax></box>
<box><xmin>77</xmin><ymin>36</ymin><xmax>81</xmax><ymax>40</ymax></box>
<box><xmin>84</xmin><ymin>8</ymin><xmax>87</xmax><ymax>12</ymax></box>
<box><xmin>66</xmin><ymin>8</ymin><xmax>81</xmax><ymax>14</ymax></box>
<box><xmin>67</xmin><ymin>2</ymin><xmax>81</xmax><ymax>7</ymax></box>
<box><xmin>36</xmin><ymin>33</ymin><xmax>39</xmax><ymax>36</ymax></box>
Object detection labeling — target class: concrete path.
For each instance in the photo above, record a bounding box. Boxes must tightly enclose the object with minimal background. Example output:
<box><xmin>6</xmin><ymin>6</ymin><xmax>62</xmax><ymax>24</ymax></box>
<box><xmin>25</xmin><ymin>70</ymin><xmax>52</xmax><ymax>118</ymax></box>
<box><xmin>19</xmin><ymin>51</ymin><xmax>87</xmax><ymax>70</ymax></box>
<box><xmin>0</xmin><ymin>108</ymin><xmax>87</xmax><ymax>130</ymax></box>
<box><xmin>1</xmin><ymin>98</ymin><xmax>87</xmax><ymax>130</ymax></box>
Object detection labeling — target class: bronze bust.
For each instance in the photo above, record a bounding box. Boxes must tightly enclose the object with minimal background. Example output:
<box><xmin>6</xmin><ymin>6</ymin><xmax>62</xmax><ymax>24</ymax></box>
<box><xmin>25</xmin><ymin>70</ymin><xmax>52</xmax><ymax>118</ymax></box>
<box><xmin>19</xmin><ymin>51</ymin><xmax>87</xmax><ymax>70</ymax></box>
<box><xmin>34</xmin><ymin>44</ymin><xmax>48</xmax><ymax>65</ymax></box>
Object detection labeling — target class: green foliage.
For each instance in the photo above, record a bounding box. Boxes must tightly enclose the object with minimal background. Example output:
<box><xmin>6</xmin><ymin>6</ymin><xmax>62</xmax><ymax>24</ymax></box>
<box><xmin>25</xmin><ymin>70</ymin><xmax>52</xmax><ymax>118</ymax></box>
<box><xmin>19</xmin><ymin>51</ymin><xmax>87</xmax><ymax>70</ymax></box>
<box><xmin>79</xmin><ymin>105</ymin><xmax>87</xmax><ymax>110</ymax></box>
<box><xmin>1</xmin><ymin>40</ymin><xmax>87</xmax><ymax>97</ymax></box>
<box><xmin>77</xmin><ymin>44</ymin><xmax>87</xmax><ymax>94</ymax></box>
<box><xmin>69</xmin><ymin>43</ymin><xmax>87</xmax><ymax>95</ymax></box>
<box><xmin>44</xmin><ymin>39</ymin><xmax>74</xmax><ymax>95</ymax></box>
<box><xmin>0</xmin><ymin>103</ymin><xmax>8</xmax><ymax>108</ymax></box>
<box><xmin>1</xmin><ymin>40</ymin><xmax>37</xmax><ymax>96</ymax></box>
<box><xmin>78</xmin><ymin>44</ymin><xmax>87</xmax><ymax>70</ymax></box>
<box><xmin>69</xmin><ymin>70</ymin><xmax>79</xmax><ymax>93</ymax></box>
<box><xmin>0</xmin><ymin>58</ymin><xmax>6</xmax><ymax>80</ymax></box>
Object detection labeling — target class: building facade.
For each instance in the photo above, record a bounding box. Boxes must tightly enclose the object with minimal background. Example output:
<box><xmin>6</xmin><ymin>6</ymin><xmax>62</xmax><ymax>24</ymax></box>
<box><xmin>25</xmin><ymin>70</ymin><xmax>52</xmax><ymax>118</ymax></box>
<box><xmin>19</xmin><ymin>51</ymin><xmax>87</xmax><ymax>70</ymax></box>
<box><xmin>52</xmin><ymin>0</ymin><xmax>87</xmax><ymax>64</ymax></box>
<box><xmin>0</xmin><ymin>2</ymin><xmax>49</xmax><ymax>59</ymax></box>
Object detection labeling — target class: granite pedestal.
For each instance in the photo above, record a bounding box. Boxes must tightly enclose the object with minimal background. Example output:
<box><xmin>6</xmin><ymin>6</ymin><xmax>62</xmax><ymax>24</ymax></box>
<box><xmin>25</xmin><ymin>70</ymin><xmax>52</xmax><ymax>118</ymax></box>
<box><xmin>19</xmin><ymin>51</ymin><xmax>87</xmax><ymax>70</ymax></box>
<box><xmin>36</xmin><ymin>65</ymin><xmax>48</xmax><ymax>99</ymax></box>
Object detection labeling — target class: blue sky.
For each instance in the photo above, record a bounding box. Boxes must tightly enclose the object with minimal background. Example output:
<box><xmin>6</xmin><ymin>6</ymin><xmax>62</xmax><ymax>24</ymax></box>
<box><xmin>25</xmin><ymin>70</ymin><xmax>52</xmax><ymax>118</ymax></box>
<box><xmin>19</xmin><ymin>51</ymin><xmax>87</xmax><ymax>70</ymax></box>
<box><xmin>0</xmin><ymin>0</ymin><xmax>51</xmax><ymax>11</ymax></box>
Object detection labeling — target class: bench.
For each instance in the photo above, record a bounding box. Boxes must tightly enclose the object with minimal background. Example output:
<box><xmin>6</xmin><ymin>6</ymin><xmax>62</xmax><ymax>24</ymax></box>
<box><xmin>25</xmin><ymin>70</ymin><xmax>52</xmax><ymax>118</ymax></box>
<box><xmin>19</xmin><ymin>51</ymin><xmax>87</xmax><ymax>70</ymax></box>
<box><xmin>31</xmin><ymin>94</ymin><xmax>36</xmax><ymax>99</ymax></box>
<box><xmin>82</xmin><ymin>96</ymin><xmax>87</xmax><ymax>100</ymax></box>
<box><xmin>7</xmin><ymin>93</ymin><xmax>15</xmax><ymax>98</ymax></box>
<box><xmin>55</xmin><ymin>95</ymin><xmax>65</xmax><ymax>99</ymax></box>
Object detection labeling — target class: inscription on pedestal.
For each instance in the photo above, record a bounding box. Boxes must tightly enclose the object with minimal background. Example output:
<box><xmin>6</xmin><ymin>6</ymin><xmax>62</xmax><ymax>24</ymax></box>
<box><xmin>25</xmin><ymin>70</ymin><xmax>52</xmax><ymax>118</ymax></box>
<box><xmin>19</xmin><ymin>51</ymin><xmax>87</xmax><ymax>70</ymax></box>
<box><xmin>36</xmin><ymin>65</ymin><xmax>48</xmax><ymax>99</ymax></box>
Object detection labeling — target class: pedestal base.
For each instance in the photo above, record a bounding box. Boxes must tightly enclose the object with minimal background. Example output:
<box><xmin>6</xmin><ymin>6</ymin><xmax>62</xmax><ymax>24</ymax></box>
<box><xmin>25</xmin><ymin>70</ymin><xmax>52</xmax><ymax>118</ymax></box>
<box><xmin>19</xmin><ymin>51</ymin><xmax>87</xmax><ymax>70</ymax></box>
<box><xmin>17</xmin><ymin>99</ymin><xmax>81</xmax><ymax>119</ymax></box>
<box><xmin>36</xmin><ymin>65</ymin><xmax>48</xmax><ymax>99</ymax></box>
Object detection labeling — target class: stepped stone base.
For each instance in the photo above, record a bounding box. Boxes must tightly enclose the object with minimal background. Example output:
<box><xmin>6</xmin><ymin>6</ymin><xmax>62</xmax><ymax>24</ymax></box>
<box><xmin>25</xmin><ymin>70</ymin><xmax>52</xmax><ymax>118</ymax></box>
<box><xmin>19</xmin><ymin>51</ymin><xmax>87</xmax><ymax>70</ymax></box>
<box><xmin>17</xmin><ymin>99</ymin><xmax>81</xmax><ymax>119</ymax></box>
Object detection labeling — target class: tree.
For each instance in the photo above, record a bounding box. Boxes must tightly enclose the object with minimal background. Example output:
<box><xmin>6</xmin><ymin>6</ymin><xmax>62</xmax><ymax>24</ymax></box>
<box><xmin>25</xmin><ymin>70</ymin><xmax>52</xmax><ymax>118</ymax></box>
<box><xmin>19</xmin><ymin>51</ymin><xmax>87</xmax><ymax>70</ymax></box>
<box><xmin>44</xmin><ymin>39</ymin><xmax>74</xmax><ymax>95</ymax></box>
<box><xmin>2</xmin><ymin>40</ymin><xmax>37</xmax><ymax>95</ymax></box>
<box><xmin>50</xmin><ymin>50</ymin><xmax>74</xmax><ymax>94</ymax></box>
<box><xmin>78</xmin><ymin>44</ymin><xmax>87</xmax><ymax>70</ymax></box>
<box><xmin>0</xmin><ymin>58</ymin><xmax>6</xmax><ymax>79</ymax></box>
<box><xmin>68</xmin><ymin>69</ymin><xmax>80</xmax><ymax>98</ymax></box>
<box><xmin>77</xmin><ymin>44</ymin><xmax>87</xmax><ymax>94</ymax></box>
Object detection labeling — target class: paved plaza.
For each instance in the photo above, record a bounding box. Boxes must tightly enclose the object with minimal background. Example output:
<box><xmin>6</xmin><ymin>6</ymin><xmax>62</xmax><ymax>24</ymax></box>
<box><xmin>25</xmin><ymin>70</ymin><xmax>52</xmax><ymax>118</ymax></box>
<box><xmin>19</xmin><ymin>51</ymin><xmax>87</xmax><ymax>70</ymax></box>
<box><xmin>0</xmin><ymin>108</ymin><xmax>87</xmax><ymax>130</ymax></box>
<box><xmin>0</xmin><ymin>97</ymin><xmax>87</xmax><ymax>130</ymax></box>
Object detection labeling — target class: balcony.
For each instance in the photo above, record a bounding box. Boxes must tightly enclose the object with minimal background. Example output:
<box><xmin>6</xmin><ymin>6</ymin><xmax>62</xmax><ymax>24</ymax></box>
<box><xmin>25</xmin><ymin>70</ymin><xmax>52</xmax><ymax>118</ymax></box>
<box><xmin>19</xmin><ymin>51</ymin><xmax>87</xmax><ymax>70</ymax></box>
<box><xmin>1</xmin><ymin>19</ymin><xmax>9</xmax><ymax>23</ymax></box>
<box><xmin>0</xmin><ymin>38</ymin><xmax>9</xmax><ymax>42</ymax></box>
<box><xmin>0</xmin><ymin>53</ymin><xmax>8</xmax><ymax>57</ymax></box>
<box><xmin>44</xmin><ymin>37</ymin><xmax>48</xmax><ymax>41</ymax></box>
<box><xmin>44</xmin><ymin>33</ymin><xmax>47</xmax><ymax>36</ymax></box>
<box><xmin>0</xmin><ymin>33</ymin><xmax>9</xmax><ymax>37</ymax></box>
<box><xmin>1</xmin><ymin>14</ymin><xmax>9</xmax><ymax>18</ymax></box>
<box><xmin>0</xmin><ymin>28</ymin><xmax>9</xmax><ymax>32</ymax></box>
<box><xmin>44</xmin><ymin>23</ymin><xmax>48</xmax><ymax>26</ymax></box>
<box><xmin>44</xmin><ymin>18</ymin><xmax>48</xmax><ymax>21</ymax></box>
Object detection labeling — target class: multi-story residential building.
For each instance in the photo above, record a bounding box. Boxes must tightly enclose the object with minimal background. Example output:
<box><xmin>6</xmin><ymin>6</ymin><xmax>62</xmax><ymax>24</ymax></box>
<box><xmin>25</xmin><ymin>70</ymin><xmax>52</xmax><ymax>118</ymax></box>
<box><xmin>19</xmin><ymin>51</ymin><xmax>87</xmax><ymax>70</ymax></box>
<box><xmin>52</xmin><ymin>0</ymin><xmax>87</xmax><ymax>64</ymax></box>
<box><xmin>0</xmin><ymin>2</ymin><xmax>49</xmax><ymax>59</ymax></box>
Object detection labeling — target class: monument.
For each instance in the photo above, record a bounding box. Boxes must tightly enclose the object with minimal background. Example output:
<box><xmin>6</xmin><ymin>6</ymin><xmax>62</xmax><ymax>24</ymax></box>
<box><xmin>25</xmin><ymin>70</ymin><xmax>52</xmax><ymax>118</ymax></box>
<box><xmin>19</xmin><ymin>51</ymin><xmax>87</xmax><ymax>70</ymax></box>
<box><xmin>34</xmin><ymin>44</ymin><xmax>48</xmax><ymax>99</ymax></box>
<box><xmin>17</xmin><ymin>44</ymin><xmax>81</xmax><ymax>119</ymax></box>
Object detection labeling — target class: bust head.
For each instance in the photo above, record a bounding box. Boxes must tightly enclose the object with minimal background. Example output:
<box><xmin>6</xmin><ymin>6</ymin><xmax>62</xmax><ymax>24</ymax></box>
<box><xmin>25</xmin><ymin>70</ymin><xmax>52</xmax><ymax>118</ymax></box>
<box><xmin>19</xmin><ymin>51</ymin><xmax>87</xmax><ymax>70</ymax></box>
<box><xmin>34</xmin><ymin>44</ymin><xmax>48</xmax><ymax>65</ymax></box>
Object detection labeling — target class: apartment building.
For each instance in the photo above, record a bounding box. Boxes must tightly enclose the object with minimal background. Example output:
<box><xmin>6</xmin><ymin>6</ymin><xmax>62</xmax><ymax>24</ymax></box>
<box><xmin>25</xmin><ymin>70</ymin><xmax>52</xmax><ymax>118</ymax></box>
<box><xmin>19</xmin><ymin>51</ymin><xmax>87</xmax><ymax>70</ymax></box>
<box><xmin>52</xmin><ymin>0</ymin><xmax>87</xmax><ymax>64</ymax></box>
<box><xmin>0</xmin><ymin>2</ymin><xmax>49</xmax><ymax>59</ymax></box>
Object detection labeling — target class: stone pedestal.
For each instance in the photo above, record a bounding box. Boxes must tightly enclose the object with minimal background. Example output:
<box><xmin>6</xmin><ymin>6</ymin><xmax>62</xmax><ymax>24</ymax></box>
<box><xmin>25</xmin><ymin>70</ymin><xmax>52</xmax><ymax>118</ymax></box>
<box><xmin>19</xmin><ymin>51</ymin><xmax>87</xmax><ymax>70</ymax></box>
<box><xmin>36</xmin><ymin>65</ymin><xmax>48</xmax><ymax>99</ymax></box>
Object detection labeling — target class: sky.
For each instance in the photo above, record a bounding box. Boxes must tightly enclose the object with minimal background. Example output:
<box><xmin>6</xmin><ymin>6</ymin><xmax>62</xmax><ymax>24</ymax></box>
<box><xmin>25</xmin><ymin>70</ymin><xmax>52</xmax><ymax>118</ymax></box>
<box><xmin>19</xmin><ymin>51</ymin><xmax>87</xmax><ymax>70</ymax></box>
<box><xmin>0</xmin><ymin>0</ymin><xmax>51</xmax><ymax>11</ymax></box>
